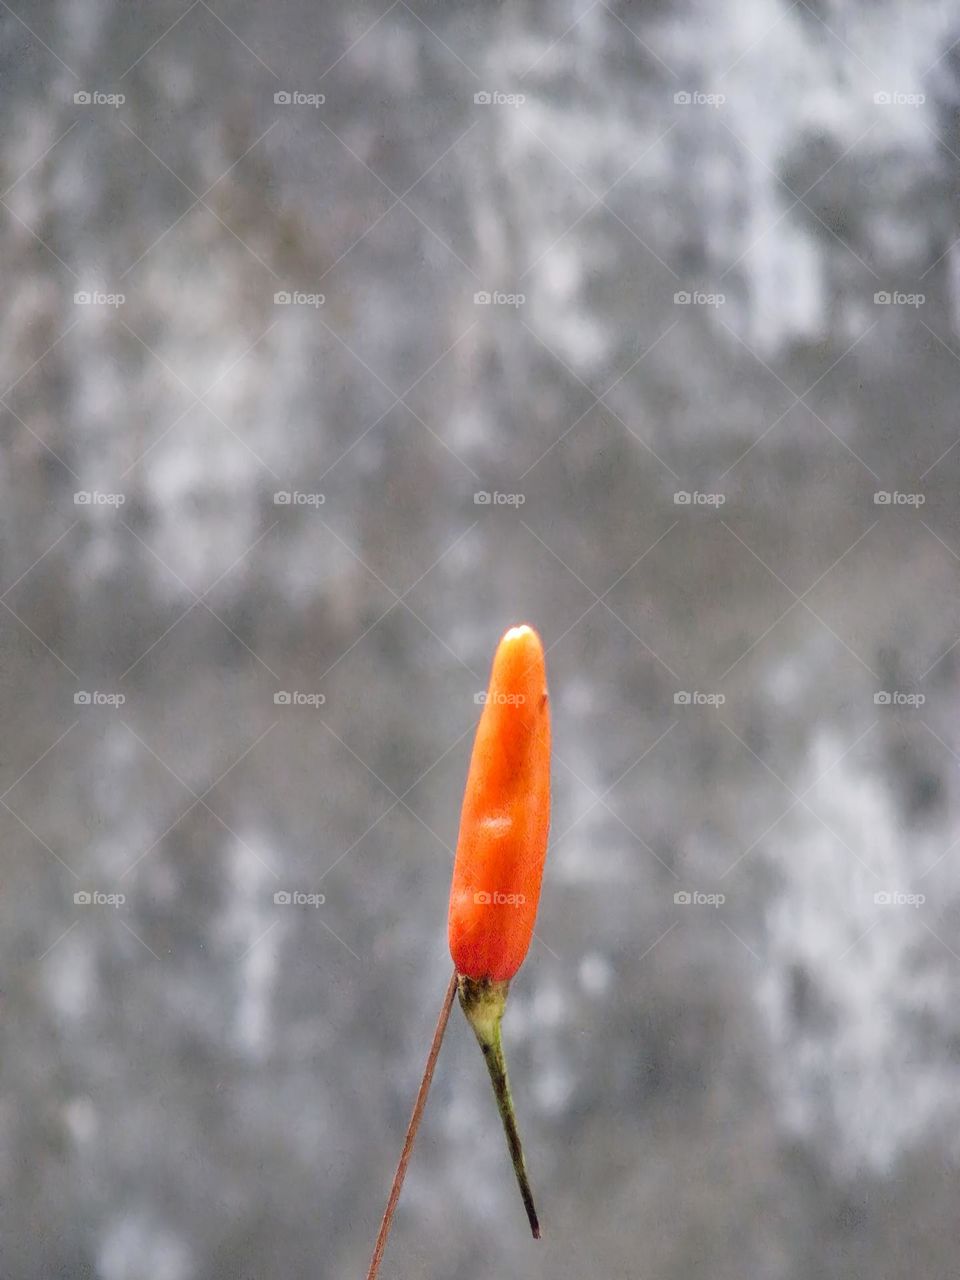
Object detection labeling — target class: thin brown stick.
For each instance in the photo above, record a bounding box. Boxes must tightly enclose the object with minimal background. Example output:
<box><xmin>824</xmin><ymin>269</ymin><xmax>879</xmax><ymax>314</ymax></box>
<box><xmin>365</xmin><ymin>968</ymin><xmax>459</xmax><ymax>1280</ymax></box>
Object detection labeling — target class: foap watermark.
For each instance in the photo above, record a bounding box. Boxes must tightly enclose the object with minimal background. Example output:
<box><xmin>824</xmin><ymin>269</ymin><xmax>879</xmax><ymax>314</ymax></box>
<box><xmin>674</xmin><ymin>490</ymin><xmax>725</xmax><ymax>506</ymax></box>
<box><xmin>74</xmin><ymin>890</ymin><xmax>126</xmax><ymax>907</ymax></box>
<box><xmin>74</xmin><ymin>490</ymin><xmax>125</xmax><ymax>506</ymax></box>
<box><xmin>474</xmin><ymin>290</ymin><xmax>525</xmax><ymax>307</ymax></box>
<box><xmin>274</xmin><ymin>890</ymin><xmax>326</xmax><ymax>906</ymax></box>
<box><xmin>74</xmin><ymin>90</ymin><xmax>125</xmax><ymax>108</ymax></box>
<box><xmin>674</xmin><ymin>890</ymin><xmax>725</xmax><ymax>907</ymax></box>
<box><xmin>474</xmin><ymin>90</ymin><xmax>526</xmax><ymax>107</ymax></box>
<box><xmin>874</xmin><ymin>691</ymin><xmax>925</xmax><ymax>707</ymax></box>
<box><xmin>873</xmin><ymin>91</ymin><xmax>925</xmax><ymax>107</ymax></box>
<box><xmin>274</xmin><ymin>490</ymin><xmax>325</xmax><ymax>507</ymax></box>
<box><xmin>874</xmin><ymin>890</ymin><xmax>925</xmax><ymax>907</ymax></box>
<box><xmin>474</xmin><ymin>490</ymin><xmax>525</xmax><ymax>506</ymax></box>
<box><xmin>474</xmin><ymin>690</ymin><xmax>526</xmax><ymax>706</ymax></box>
<box><xmin>474</xmin><ymin>890</ymin><xmax>526</xmax><ymax>906</ymax></box>
<box><xmin>674</xmin><ymin>691</ymin><xmax>725</xmax><ymax>706</ymax></box>
<box><xmin>674</xmin><ymin>290</ymin><xmax>725</xmax><ymax>308</ymax></box>
<box><xmin>874</xmin><ymin>291</ymin><xmax>924</xmax><ymax>307</ymax></box>
<box><xmin>874</xmin><ymin>490</ymin><xmax>924</xmax><ymax>506</ymax></box>
<box><xmin>74</xmin><ymin>290</ymin><xmax>125</xmax><ymax>307</ymax></box>
<box><xmin>274</xmin><ymin>691</ymin><xmax>326</xmax><ymax>707</ymax></box>
<box><xmin>674</xmin><ymin>90</ymin><xmax>725</xmax><ymax>107</ymax></box>
<box><xmin>274</xmin><ymin>90</ymin><xmax>325</xmax><ymax>107</ymax></box>
<box><xmin>74</xmin><ymin>691</ymin><xmax>126</xmax><ymax>707</ymax></box>
<box><xmin>274</xmin><ymin>290</ymin><xmax>325</xmax><ymax>308</ymax></box>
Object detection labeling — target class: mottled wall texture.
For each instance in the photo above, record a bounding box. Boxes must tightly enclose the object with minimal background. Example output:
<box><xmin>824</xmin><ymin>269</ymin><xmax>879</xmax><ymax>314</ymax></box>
<box><xmin>3</xmin><ymin>2</ymin><xmax>960</xmax><ymax>1277</ymax></box>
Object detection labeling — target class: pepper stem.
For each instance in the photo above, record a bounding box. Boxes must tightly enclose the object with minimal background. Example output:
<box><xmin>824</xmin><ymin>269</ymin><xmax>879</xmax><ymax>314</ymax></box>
<box><xmin>457</xmin><ymin>975</ymin><xmax>541</xmax><ymax>1239</ymax></box>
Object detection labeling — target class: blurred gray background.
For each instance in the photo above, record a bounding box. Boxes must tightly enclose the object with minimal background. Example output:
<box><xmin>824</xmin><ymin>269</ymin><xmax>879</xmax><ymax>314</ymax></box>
<box><xmin>3</xmin><ymin>1</ymin><xmax>960</xmax><ymax>1276</ymax></box>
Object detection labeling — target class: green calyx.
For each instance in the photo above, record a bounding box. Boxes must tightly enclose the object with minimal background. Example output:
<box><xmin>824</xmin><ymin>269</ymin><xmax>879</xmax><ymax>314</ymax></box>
<box><xmin>457</xmin><ymin>975</ymin><xmax>510</xmax><ymax>1043</ymax></box>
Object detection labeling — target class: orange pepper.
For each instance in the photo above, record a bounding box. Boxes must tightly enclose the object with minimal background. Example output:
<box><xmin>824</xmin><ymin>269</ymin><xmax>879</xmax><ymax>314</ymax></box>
<box><xmin>448</xmin><ymin>623</ymin><xmax>551</xmax><ymax>980</ymax></box>
<box><xmin>447</xmin><ymin>623</ymin><xmax>551</xmax><ymax>1237</ymax></box>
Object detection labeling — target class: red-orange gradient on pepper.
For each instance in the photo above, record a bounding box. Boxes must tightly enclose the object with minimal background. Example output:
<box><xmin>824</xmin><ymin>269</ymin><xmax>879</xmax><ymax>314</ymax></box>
<box><xmin>448</xmin><ymin>624</ymin><xmax>551</xmax><ymax>982</ymax></box>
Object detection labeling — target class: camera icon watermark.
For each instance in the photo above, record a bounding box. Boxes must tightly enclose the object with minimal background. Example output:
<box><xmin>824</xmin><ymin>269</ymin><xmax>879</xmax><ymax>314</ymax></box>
<box><xmin>74</xmin><ymin>291</ymin><xmax>125</xmax><ymax>307</ymax></box>
<box><xmin>873</xmin><ymin>291</ymin><xmax>924</xmax><ymax>307</ymax></box>
<box><xmin>473</xmin><ymin>90</ymin><xmax>525</xmax><ymax>107</ymax></box>
<box><xmin>74</xmin><ymin>490</ymin><xmax>126</xmax><ymax>506</ymax></box>
<box><xmin>674</xmin><ymin>889</ymin><xmax>725</xmax><ymax>906</ymax></box>
<box><xmin>273</xmin><ymin>690</ymin><xmax>326</xmax><ymax>707</ymax></box>
<box><xmin>674</xmin><ymin>290</ymin><xmax>725</xmax><ymax>307</ymax></box>
<box><xmin>74</xmin><ymin>90</ymin><xmax>125</xmax><ymax>107</ymax></box>
<box><xmin>74</xmin><ymin>890</ymin><xmax>126</xmax><ymax>907</ymax></box>
<box><xmin>274</xmin><ymin>90</ymin><xmax>325</xmax><ymax>107</ymax></box>
<box><xmin>473</xmin><ymin>491</ymin><xmax>525</xmax><ymax>506</ymax></box>
<box><xmin>74</xmin><ymin>690</ymin><xmax>126</xmax><ymax>707</ymax></box>
<box><xmin>274</xmin><ymin>290</ymin><xmax>324</xmax><ymax>307</ymax></box>
<box><xmin>473</xmin><ymin>289</ymin><xmax>525</xmax><ymax>307</ymax></box>
<box><xmin>874</xmin><ymin>890</ymin><xmax>924</xmax><ymax>906</ymax></box>
<box><xmin>873</xmin><ymin>490</ymin><xmax>924</xmax><ymax>506</ymax></box>
<box><xmin>274</xmin><ymin>490</ymin><xmax>325</xmax><ymax>506</ymax></box>
<box><xmin>873</xmin><ymin>91</ymin><xmax>925</xmax><ymax>106</ymax></box>
<box><xmin>673</xmin><ymin>90</ymin><xmax>725</xmax><ymax>107</ymax></box>
<box><xmin>673</xmin><ymin>490</ymin><xmax>725</xmax><ymax>506</ymax></box>
<box><xmin>873</xmin><ymin>691</ymin><xmax>925</xmax><ymax>707</ymax></box>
